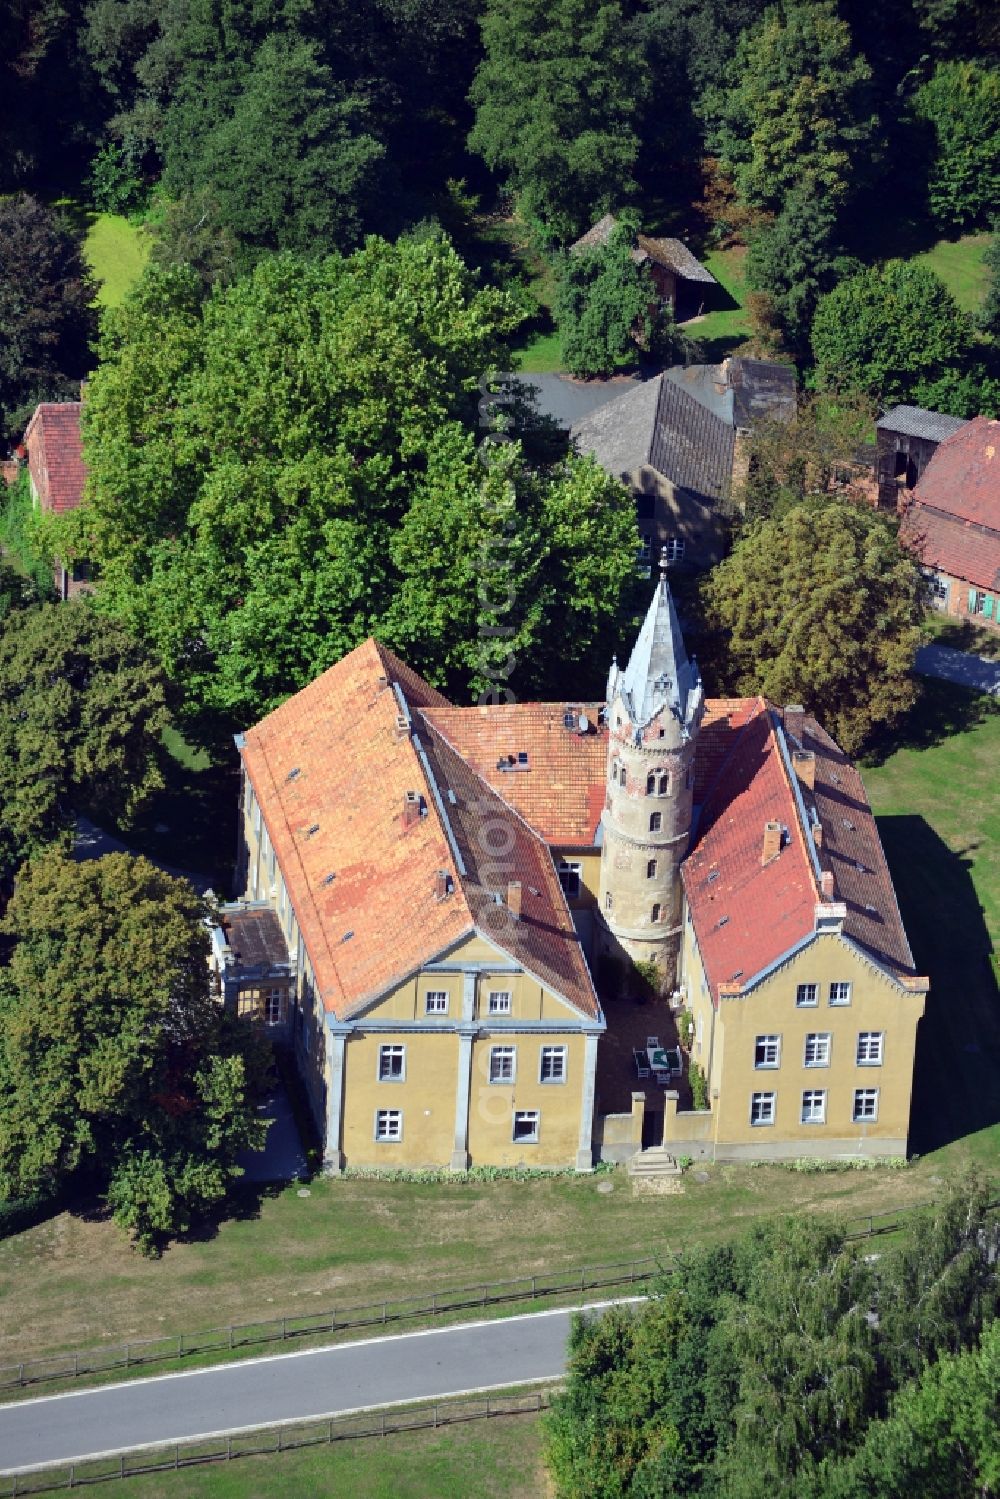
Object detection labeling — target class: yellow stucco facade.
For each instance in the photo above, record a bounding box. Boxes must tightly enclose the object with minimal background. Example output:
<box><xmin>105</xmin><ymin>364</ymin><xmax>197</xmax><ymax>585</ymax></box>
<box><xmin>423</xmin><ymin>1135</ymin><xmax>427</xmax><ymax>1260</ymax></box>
<box><xmin>675</xmin><ymin>906</ymin><xmax>926</xmax><ymax>1159</ymax></box>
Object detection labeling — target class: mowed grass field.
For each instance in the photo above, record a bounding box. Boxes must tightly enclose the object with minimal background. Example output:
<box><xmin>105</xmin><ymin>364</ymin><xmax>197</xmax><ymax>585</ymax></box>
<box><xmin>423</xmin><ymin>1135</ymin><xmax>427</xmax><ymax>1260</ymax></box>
<box><xmin>76</xmin><ymin>1413</ymin><xmax>547</xmax><ymax>1499</ymax></box>
<box><xmin>913</xmin><ymin>231</ymin><xmax>991</xmax><ymax>313</ymax></box>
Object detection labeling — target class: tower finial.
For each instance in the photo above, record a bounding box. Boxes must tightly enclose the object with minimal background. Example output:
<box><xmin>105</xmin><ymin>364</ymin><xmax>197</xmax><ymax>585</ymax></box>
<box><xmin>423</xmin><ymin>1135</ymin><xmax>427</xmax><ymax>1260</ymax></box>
<box><xmin>659</xmin><ymin>544</ymin><xmax>669</xmax><ymax>581</ymax></box>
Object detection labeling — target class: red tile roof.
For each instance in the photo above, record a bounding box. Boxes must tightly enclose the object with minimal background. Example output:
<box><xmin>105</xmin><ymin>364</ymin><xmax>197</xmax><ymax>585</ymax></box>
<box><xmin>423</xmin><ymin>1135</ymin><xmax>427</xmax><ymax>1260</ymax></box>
<box><xmin>23</xmin><ymin>403</ymin><xmax>86</xmax><ymax>514</ymax></box>
<box><xmin>241</xmin><ymin>641</ymin><xmax>599</xmax><ymax>1022</ymax></box>
<box><xmin>419</xmin><ymin>703</ymin><xmax>609</xmax><ymax>846</ymax></box>
<box><xmin>900</xmin><ymin>416</ymin><xmax>1000</xmax><ymax>591</ymax></box>
<box><xmin>682</xmin><ymin>702</ymin><xmax>920</xmax><ymax>1003</ymax></box>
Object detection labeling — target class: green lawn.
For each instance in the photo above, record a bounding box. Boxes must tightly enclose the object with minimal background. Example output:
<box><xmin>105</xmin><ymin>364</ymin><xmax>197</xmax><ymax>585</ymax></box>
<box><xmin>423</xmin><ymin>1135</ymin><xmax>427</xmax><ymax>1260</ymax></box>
<box><xmin>686</xmin><ymin>246</ymin><xmax>753</xmax><ymax>362</ymax></box>
<box><xmin>864</xmin><ymin>681</ymin><xmax>1000</xmax><ymax>1157</ymax></box>
<box><xmin>56</xmin><ymin>1413</ymin><xmax>547</xmax><ymax>1499</ymax></box>
<box><xmin>83</xmin><ymin>212</ymin><xmax>150</xmax><ymax>307</ymax></box>
<box><xmin>912</xmin><ymin>232</ymin><xmax>991</xmax><ymax>314</ymax></box>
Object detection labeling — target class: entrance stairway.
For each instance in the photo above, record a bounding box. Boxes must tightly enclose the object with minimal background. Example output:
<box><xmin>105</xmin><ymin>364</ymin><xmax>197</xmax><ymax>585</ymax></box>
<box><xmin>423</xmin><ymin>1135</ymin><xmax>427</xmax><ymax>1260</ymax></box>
<box><xmin>627</xmin><ymin>1146</ymin><xmax>682</xmax><ymax>1178</ymax></box>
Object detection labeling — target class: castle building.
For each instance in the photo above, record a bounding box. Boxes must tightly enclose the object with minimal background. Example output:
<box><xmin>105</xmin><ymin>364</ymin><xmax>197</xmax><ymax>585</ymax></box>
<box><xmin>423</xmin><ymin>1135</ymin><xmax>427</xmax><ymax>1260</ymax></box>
<box><xmin>225</xmin><ymin>563</ymin><xmax>927</xmax><ymax>1169</ymax></box>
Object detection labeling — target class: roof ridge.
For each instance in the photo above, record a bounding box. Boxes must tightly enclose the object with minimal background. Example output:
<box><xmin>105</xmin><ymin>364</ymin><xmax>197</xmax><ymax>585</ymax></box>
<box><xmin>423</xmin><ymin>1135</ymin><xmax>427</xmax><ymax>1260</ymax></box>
<box><xmin>766</xmin><ymin>704</ymin><xmax>823</xmax><ymax>897</ymax></box>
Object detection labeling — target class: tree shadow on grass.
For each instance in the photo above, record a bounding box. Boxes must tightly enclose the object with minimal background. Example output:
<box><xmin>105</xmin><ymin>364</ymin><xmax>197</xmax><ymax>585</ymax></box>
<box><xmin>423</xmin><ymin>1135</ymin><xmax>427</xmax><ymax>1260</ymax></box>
<box><xmin>876</xmin><ymin>814</ymin><xmax>1000</xmax><ymax>1156</ymax></box>
<box><xmin>862</xmin><ymin>678</ymin><xmax>998</xmax><ymax>768</ymax></box>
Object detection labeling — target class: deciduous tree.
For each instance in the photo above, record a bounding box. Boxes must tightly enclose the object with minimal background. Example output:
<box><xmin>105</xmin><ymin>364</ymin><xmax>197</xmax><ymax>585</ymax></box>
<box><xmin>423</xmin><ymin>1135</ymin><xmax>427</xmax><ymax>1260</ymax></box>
<box><xmin>0</xmin><ymin>600</ymin><xmax>171</xmax><ymax>879</ymax></box>
<box><xmin>468</xmin><ymin>0</ymin><xmax>647</xmax><ymax>244</ymax></box>
<box><xmin>0</xmin><ymin>850</ymin><xmax>269</xmax><ymax>1251</ymax></box>
<box><xmin>701</xmin><ymin>500</ymin><xmax>923</xmax><ymax>753</ymax></box>
<box><xmin>811</xmin><ymin>261</ymin><xmax>981</xmax><ymax>411</ymax></box>
<box><xmin>555</xmin><ymin>221</ymin><xmax>656</xmax><ymax>377</ymax></box>
<box><xmin>912</xmin><ymin>61</ymin><xmax>1000</xmax><ymax>230</ymax></box>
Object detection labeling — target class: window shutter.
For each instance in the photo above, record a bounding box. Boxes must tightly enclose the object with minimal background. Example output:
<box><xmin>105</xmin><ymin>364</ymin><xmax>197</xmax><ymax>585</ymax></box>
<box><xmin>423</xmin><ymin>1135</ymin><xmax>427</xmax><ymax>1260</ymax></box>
<box><xmin>985</xmin><ymin>595</ymin><xmax>995</xmax><ymax>619</ymax></box>
<box><xmin>968</xmin><ymin>587</ymin><xmax>978</xmax><ymax>611</ymax></box>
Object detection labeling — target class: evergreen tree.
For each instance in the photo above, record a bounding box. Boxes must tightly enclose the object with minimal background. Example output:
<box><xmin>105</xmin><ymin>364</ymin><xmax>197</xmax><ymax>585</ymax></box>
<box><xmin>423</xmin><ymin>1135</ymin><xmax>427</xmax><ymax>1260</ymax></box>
<box><xmin>0</xmin><ymin>194</ymin><xmax>97</xmax><ymax>441</ymax></box>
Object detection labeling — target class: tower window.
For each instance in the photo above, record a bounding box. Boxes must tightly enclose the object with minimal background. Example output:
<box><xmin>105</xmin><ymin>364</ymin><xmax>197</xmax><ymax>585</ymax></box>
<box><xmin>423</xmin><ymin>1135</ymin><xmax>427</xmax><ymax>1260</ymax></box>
<box><xmin>658</xmin><ymin>773</ymin><xmax>669</xmax><ymax>794</ymax></box>
<box><xmin>649</xmin><ymin>812</ymin><xmax>662</xmax><ymax>832</ymax></box>
<box><xmin>647</xmin><ymin>858</ymin><xmax>657</xmax><ymax>879</ymax></box>
<box><xmin>619</xmin><ymin>766</ymin><xmax>627</xmax><ymax>788</ymax></box>
<box><xmin>646</xmin><ymin>772</ymin><xmax>655</xmax><ymax>794</ymax></box>
<box><xmin>651</xmin><ymin>902</ymin><xmax>661</xmax><ymax>922</ymax></box>
<box><xmin>605</xmin><ymin>892</ymin><xmax>614</xmax><ymax>912</ymax></box>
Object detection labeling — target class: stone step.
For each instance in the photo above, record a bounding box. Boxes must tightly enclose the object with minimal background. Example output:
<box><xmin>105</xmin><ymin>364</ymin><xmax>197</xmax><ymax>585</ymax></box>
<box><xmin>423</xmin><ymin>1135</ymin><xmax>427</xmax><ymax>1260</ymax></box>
<box><xmin>627</xmin><ymin>1149</ymin><xmax>682</xmax><ymax>1177</ymax></box>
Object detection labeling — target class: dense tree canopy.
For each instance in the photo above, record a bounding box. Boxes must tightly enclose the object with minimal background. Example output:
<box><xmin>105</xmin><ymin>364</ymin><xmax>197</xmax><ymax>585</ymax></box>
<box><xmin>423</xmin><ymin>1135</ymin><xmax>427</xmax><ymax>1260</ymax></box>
<box><xmin>0</xmin><ymin>194</ymin><xmax>97</xmax><ymax>441</ymax></box>
<box><xmin>555</xmin><ymin>221</ymin><xmax>656</xmax><ymax>377</ymax></box>
<box><xmin>705</xmin><ymin>1</ymin><xmax>877</xmax><ymax>219</ymax></box>
<box><xmin>913</xmin><ymin>61</ymin><xmax>1000</xmax><ymax>231</ymax></box>
<box><xmin>0</xmin><ymin>850</ymin><xmax>270</xmax><ymax>1251</ymax></box>
<box><xmin>75</xmin><ymin>236</ymin><xmax>640</xmax><ymax>731</ymax></box>
<box><xmin>468</xmin><ymin>0</ymin><xmax>646</xmax><ymax>243</ymax></box>
<box><xmin>810</xmin><ymin>261</ymin><xmax>989</xmax><ymax>412</ymax></box>
<box><xmin>0</xmin><ymin>600</ymin><xmax>171</xmax><ymax>880</ymax></box>
<box><xmin>545</xmin><ymin>1180</ymin><xmax>1000</xmax><ymax>1498</ymax></box>
<box><xmin>701</xmin><ymin>500</ymin><xmax>923</xmax><ymax>754</ymax></box>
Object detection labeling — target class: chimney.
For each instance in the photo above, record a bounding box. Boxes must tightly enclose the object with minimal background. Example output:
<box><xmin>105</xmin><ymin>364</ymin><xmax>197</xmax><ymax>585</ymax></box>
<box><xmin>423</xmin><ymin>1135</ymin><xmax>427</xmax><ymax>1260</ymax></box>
<box><xmin>812</xmin><ymin>822</ymin><xmax>823</xmax><ymax>850</ymax></box>
<box><xmin>783</xmin><ymin>704</ymin><xmax>805</xmax><ymax>745</ymax></box>
<box><xmin>762</xmin><ymin>821</ymin><xmax>783</xmax><ymax>865</ymax></box>
<box><xmin>402</xmin><ymin>791</ymin><xmax>421</xmax><ymax>829</ymax></box>
<box><xmin>435</xmin><ymin>869</ymin><xmax>452</xmax><ymax>900</ymax></box>
<box><xmin>507</xmin><ymin>880</ymin><xmax>523</xmax><ymax>920</ymax></box>
<box><xmin>820</xmin><ymin>870</ymin><xmax>835</xmax><ymax>901</ymax></box>
<box><xmin>792</xmin><ymin>749</ymin><xmax>816</xmax><ymax>790</ymax></box>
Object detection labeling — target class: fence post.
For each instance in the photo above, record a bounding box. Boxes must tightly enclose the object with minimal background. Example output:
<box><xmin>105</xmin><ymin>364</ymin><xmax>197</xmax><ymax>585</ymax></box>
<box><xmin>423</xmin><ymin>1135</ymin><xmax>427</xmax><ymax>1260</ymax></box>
<box><xmin>278</xmin><ymin>1427</ymin><xmax>283</xmax><ymax>1452</ymax></box>
<box><xmin>431</xmin><ymin>1292</ymin><xmax>436</xmax><ymax>1314</ymax></box>
<box><xmin>124</xmin><ymin>1344</ymin><xmax>130</xmax><ymax>1370</ymax></box>
<box><xmin>174</xmin><ymin>1446</ymin><xmax>179</xmax><ymax>1469</ymax></box>
<box><xmin>119</xmin><ymin>1457</ymin><xmax>125</xmax><ymax>1479</ymax></box>
<box><xmin>69</xmin><ymin>1464</ymin><xmax>75</xmax><ymax>1489</ymax></box>
<box><xmin>229</xmin><ymin>1325</ymin><xmax>234</xmax><ymax>1350</ymax></box>
<box><xmin>74</xmin><ymin>1354</ymin><xmax>79</xmax><ymax>1376</ymax></box>
<box><xmin>382</xmin><ymin>1301</ymin><xmax>387</xmax><ymax>1325</ymax></box>
<box><xmin>17</xmin><ymin>1363</ymin><xmax>23</xmax><ymax>1387</ymax></box>
<box><xmin>433</xmin><ymin>1404</ymin><xmax>438</xmax><ymax>1429</ymax></box>
<box><xmin>328</xmin><ymin>1418</ymin><xmax>334</xmax><ymax>1444</ymax></box>
<box><xmin>380</xmin><ymin>1413</ymin><xmax>386</xmax><ymax>1438</ymax></box>
<box><xmin>281</xmin><ymin>1317</ymin><xmax>287</xmax><ymax>1342</ymax></box>
<box><xmin>531</xmin><ymin>1275</ymin><xmax>536</xmax><ymax>1298</ymax></box>
<box><xmin>227</xmin><ymin>1437</ymin><xmax>232</xmax><ymax>1461</ymax></box>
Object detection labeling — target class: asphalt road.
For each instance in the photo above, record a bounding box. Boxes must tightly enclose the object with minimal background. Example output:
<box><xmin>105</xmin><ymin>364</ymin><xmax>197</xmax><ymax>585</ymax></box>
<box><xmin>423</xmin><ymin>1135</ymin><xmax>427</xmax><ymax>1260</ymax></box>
<box><xmin>0</xmin><ymin>1302</ymin><xmax>631</xmax><ymax>1474</ymax></box>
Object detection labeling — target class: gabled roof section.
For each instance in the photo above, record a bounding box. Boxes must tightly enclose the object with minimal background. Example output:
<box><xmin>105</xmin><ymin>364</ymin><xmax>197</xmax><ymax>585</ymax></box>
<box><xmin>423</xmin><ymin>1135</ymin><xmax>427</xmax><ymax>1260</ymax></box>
<box><xmin>418</xmin><ymin>702</ymin><xmax>608</xmax><ymax>846</ymax></box>
<box><xmin>682</xmin><ymin>704</ymin><xmax>818</xmax><ymax>1002</ymax></box>
<box><xmin>568</xmin><ymin>215</ymin><xmax>715</xmax><ymax>286</ymax></box>
<box><xmin>571</xmin><ymin>373</ymin><xmax>735</xmax><ymax>504</ymax></box>
<box><xmin>665</xmin><ymin>359</ymin><xmax>796</xmax><ymax>430</ymax></box>
<box><xmin>877</xmin><ymin>404</ymin><xmax>968</xmax><ymax>443</ymax></box>
<box><xmin>802</xmin><ymin>716</ymin><xmax>917</xmax><ymax>977</ymax></box>
<box><xmin>240</xmin><ymin>640</ymin><xmax>598</xmax><ymax>1022</ymax></box>
<box><xmin>900</xmin><ymin>417</ymin><xmax>1000</xmax><ymax>591</ymax></box>
<box><xmin>648</xmin><ymin>378</ymin><xmax>735</xmax><ymax>503</ymax></box>
<box><xmin>611</xmin><ymin>576</ymin><xmax>701</xmax><ymax>730</ymax></box>
<box><xmin>240</xmin><ymin>639</ymin><xmax>474</xmax><ymax>1020</ymax></box>
<box><xmin>23</xmin><ymin>402</ymin><xmax>86</xmax><ymax>513</ymax></box>
<box><xmin>636</xmin><ymin>234</ymin><xmax>716</xmax><ymax>284</ymax></box>
<box><xmin>570</xmin><ymin>376</ymin><xmax>663</xmax><ymax>479</ymax></box>
<box><xmin>417</xmin><ymin>720</ymin><xmax>600</xmax><ymax>1020</ymax></box>
<box><xmin>682</xmin><ymin>702</ymin><xmax>921</xmax><ymax>1002</ymax></box>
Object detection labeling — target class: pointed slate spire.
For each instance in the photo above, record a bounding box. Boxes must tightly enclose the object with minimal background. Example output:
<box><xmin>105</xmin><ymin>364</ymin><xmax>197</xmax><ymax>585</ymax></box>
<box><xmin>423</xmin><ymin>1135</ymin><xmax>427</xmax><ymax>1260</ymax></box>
<box><xmin>617</xmin><ymin>551</ymin><xmax>700</xmax><ymax>731</ymax></box>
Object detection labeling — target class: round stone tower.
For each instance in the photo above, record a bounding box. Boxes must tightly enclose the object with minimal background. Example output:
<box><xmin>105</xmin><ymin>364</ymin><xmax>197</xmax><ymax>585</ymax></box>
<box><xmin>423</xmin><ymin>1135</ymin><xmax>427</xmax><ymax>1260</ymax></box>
<box><xmin>598</xmin><ymin>553</ymin><xmax>704</xmax><ymax>987</ymax></box>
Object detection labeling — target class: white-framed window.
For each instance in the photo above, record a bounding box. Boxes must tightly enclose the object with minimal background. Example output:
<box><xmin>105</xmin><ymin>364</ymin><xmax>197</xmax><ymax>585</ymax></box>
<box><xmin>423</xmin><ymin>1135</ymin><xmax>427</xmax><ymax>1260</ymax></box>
<box><xmin>754</xmin><ymin>1034</ymin><xmax>780</xmax><ymax>1069</ymax></box>
<box><xmin>378</xmin><ymin>1043</ymin><xmax>405</xmax><ymax>1082</ymax></box>
<box><xmin>264</xmin><ymin>989</ymin><xmax>285</xmax><ymax>1025</ymax></box>
<box><xmin>829</xmin><ymin>981</ymin><xmax>852</xmax><ymax>1006</ymax></box>
<box><xmin>512</xmin><ymin>1110</ymin><xmax>539</xmax><ymax>1143</ymax></box>
<box><xmin>489</xmin><ymin>1045</ymin><xmax>516</xmax><ymax>1083</ymax></box>
<box><xmin>665</xmin><ymin>538</ymin><xmax>685</xmax><ymax>562</ymax></box>
<box><xmin>801</xmin><ymin>1089</ymin><xmax>827</xmax><ymax>1124</ymax></box>
<box><xmin>796</xmin><ymin>983</ymin><xmax>818</xmax><ymax>1007</ymax></box>
<box><xmin>539</xmin><ymin>1045</ymin><xmax>567</xmax><ymax>1083</ymax></box>
<box><xmin>853</xmin><ymin>1088</ymin><xmax>879</xmax><ymax>1123</ymax></box>
<box><xmin>750</xmin><ymin>1091</ymin><xmax>776</xmax><ymax>1127</ymax></box>
<box><xmin>558</xmin><ymin>860</ymin><xmax>582</xmax><ymax>898</ymax></box>
<box><xmin>488</xmin><ymin>990</ymin><xmax>512</xmax><ymax>1015</ymax></box>
<box><xmin>375</xmin><ymin>1108</ymin><xmax>403</xmax><ymax>1142</ymax></box>
<box><xmin>804</xmin><ymin>1033</ymin><xmax>832</xmax><ymax>1068</ymax></box>
<box><xmin>649</xmin><ymin>812</ymin><xmax>662</xmax><ymax>832</ymax></box>
<box><xmin>425</xmin><ymin>990</ymin><xmax>448</xmax><ymax>1014</ymax></box>
<box><xmin>856</xmin><ymin>1032</ymin><xmax>884</xmax><ymax>1066</ymax></box>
